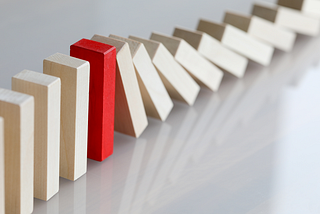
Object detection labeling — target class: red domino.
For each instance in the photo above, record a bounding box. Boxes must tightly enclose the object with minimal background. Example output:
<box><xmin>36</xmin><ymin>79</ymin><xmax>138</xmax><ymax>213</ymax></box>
<box><xmin>71</xmin><ymin>38</ymin><xmax>116</xmax><ymax>162</ymax></box>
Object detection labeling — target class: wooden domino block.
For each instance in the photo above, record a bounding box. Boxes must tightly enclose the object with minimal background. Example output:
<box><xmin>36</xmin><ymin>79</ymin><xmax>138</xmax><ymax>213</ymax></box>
<box><xmin>197</xmin><ymin>19</ymin><xmax>274</xmax><ymax>66</ymax></box>
<box><xmin>70</xmin><ymin>39</ymin><xmax>116</xmax><ymax>161</ymax></box>
<box><xmin>0</xmin><ymin>88</ymin><xmax>34</xmax><ymax>214</ymax></box>
<box><xmin>173</xmin><ymin>27</ymin><xmax>248</xmax><ymax>78</ymax></box>
<box><xmin>109</xmin><ymin>34</ymin><xmax>174</xmax><ymax>121</ymax></box>
<box><xmin>12</xmin><ymin>70</ymin><xmax>60</xmax><ymax>201</ymax></box>
<box><xmin>129</xmin><ymin>36</ymin><xmax>200</xmax><ymax>106</ymax></box>
<box><xmin>150</xmin><ymin>32</ymin><xmax>224</xmax><ymax>92</ymax></box>
<box><xmin>252</xmin><ymin>2</ymin><xmax>320</xmax><ymax>36</ymax></box>
<box><xmin>91</xmin><ymin>35</ymin><xmax>148</xmax><ymax>138</ymax></box>
<box><xmin>224</xmin><ymin>11</ymin><xmax>297</xmax><ymax>52</ymax></box>
<box><xmin>0</xmin><ymin>117</ymin><xmax>4</xmax><ymax>214</ymax></box>
<box><xmin>277</xmin><ymin>0</ymin><xmax>320</xmax><ymax>18</ymax></box>
<box><xmin>44</xmin><ymin>53</ymin><xmax>90</xmax><ymax>178</ymax></box>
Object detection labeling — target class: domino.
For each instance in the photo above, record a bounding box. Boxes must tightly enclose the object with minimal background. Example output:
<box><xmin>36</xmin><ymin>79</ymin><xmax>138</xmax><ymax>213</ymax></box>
<box><xmin>150</xmin><ymin>32</ymin><xmax>224</xmax><ymax>91</ymax></box>
<box><xmin>70</xmin><ymin>39</ymin><xmax>116</xmax><ymax>162</ymax></box>
<box><xmin>109</xmin><ymin>34</ymin><xmax>174</xmax><ymax>121</ymax></box>
<box><xmin>252</xmin><ymin>2</ymin><xmax>320</xmax><ymax>36</ymax></box>
<box><xmin>44</xmin><ymin>53</ymin><xmax>90</xmax><ymax>178</ymax></box>
<box><xmin>277</xmin><ymin>0</ymin><xmax>320</xmax><ymax>18</ymax></box>
<box><xmin>173</xmin><ymin>27</ymin><xmax>248</xmax><ymax>78</ymax></box>
<box><xmin>12</xmin><ymin>70</ymin><xmax>61</xmax><ymax>201</ymax></box>
<box><xmin>0</xmin><ymin>117</ymin><xmax>4</xmax><ymax>214</ymax></box>
<box><xmin>129</xmin><ymin>36</ymin><xmax>200</xmax><ymax>106</ymax></box>
<box><xmin>0</xmin><ymin>88</ymin><xmax>34</xmax><ymax>214</ymax></box>
<box><xmin>197</xmin><ymin>19</ymin><xmax>274</xmax><ymax>66</ymax></box>
<box><xmin>224</xmin><ymin>11</ymin><xmax>296</xmax><ymax>52</ymax></box>
<box><xmin>91</xmin><ymin>35</ymin><xmax>148</xmax><ymax>138</ymax></box>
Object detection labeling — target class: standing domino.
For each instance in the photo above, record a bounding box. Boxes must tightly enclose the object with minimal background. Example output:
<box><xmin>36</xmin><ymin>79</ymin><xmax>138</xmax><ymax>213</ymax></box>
<box><xmin>197</xmin><ymin>19</ymin><xmax>274</xmax><ymax>66</ymax></box>
<box><xmin>252</xmin><ymin>2</ymin><xmax>320</xmax><ymax>36</ymax></box>
<box><xmin>150</xmin><ymin>33</ymin><xmax>224</xmax><ymax>92</ymax></box>
<box><xmin>0</xmin><ymin>88</ymin><xmax>34</xmax><ymax>214</ymax></box>
<box><xmin>44</xmin><ymin>53</ymin><xmax>90</xmax><ymax>177</ymax></box>
<box><xmin>277</xmin><ymin>0</ymin><xmax>320</xmax><ymax>18</ymax></box>
<box><xmin>12</xmin><ymin>70</ymin><xmax>61</xmax><ymax>201</ymax></box>
<box><xmin>0</xmin><ymin>117</ymin><xmax>4</xmax><ymax>214</ymax></box>
<box><xmin>224</xmin><ymin>11</ymin><xmax>296</xmax><ymax>52</ymax></box>
<box><xmin>173</xmin><ymin>27</ymin><xmax>248</xmax><ymax>78</ymax></box>
<box><xmin>91</xmin><ymin>35</ymin><xmax>148</xmax><ymax>138</ymax></box>
<box><xmin>129</xmin><ymin>36</ymin><xmax>200</xmax><ymax>106</ymax></box>
<box><xmin>109</xmin><ymin>34</ymin><xmax>174</xmax><ymax>121</ymax></box>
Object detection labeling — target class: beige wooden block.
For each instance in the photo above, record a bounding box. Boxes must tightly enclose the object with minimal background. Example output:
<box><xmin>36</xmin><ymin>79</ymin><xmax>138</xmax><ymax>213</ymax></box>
<box><xmin>12</xmin><ymin>70</ymin><xmax>60</xmax><ymax>201</ymax></box>
<box><xmin>129</xmin><ymin>36</ymin><xmax>200</xmax><ymax>106</ymax></box>
<box><xmin>224</xmin><ymin>11</ymin><xmax>297</xmax><ymax>52</ymax></box>
<box><xmin>0</xmin><ymin>117</ymin><xmax>4</xmax><ymax>214</ymax></box>
<box><xmin>252</xmin><ymin>2</ymin><xmax>320</xmax><ymax>36</ymax></box>
<box><xmin>173</xmin><ymin>27</ymin><xmax>248</xmax><ymax>78</ymax></box>
<box><xmin>277</xmin><ymin>0</ymin><xmax>320</xmax><ymax>18</ymax></box>
<box><xmin>197</xmin><ymin>19</ymin><xmax>274</xmax><ymax>66</ymax></box>
<box><xmin>109</xmin><ymin>34</ymin><xmax>174</xmax><ymax>121</ymax></box>
<box><xmin>0</xmin><ymin>88</ymin><xmax>34</xmax><ymax>214</ymax></box>
<box><xmin>43</xmin><ymin>53</ymin><xmax>89</xmax><ymax>181</ymax></box>
<box><xmin>150</xmin><ymin>32</ymin><xmax>224</xmax><ymax>92</ymax></box>
<box><xmin>91</xmin><ymin>34</ymin><xmax>148</xmax><ymax>138</ymax></box>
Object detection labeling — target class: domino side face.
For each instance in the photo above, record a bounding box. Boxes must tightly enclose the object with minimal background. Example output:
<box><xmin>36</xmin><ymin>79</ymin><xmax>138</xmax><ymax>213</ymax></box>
<box><xmin>197</xmin><ymin>19</ymin><xmax>274</xmax><ymax>66</ymax></box>
<box><xmin>0</xmin><ymin>88</ymin><xmax>34</xmax><ymax>214</ymax></box>
<box><xmin>91</xmin><ymin>35</ymin><xmax>148</xmax><ymax>138</ymax></box>
<box><xmin>173</xmin><ymin>27</ymin><xmax>248</xmax><ymax>78</ymax></box>
<box><xmin>150</xmin><ymin>32</ymin><xmax>224</xmax><ymax>91</ymax></box>
<box><xmin>109</xmin><ymin>34</ymin><xmax>174</xmax><ymax>121</ymax></box>
<box><xmin>277</xmin><ymin>0</ymin><xmax>320</xmax><ymax>18</ymax></box>
<box><xmin>129</xmin><ymin>35</ymin><xmax>200</xmax><ymax>106</ymax></box>
<box><xmin>12</xmin><ymin>70</ymin><xmax>61</xmax><ymax>201</ymax></box>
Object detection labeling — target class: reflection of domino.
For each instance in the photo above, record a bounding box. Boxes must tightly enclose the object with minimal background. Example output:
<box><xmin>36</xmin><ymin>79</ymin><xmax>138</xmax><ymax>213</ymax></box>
<box><xmin>224</xmin><ymin>11</ymin><xmax>296</xmax><ymax>52</ymax></box>
<box><xmin>197</xmin><ymin>19</ymin><xmax>274</xmax><ymax>66</ymax></box>
<box><xmin>277</xmin><ymin>0</ymin><xmax>320</xmax><ymax>18</ymax></box>
<box><xmin>0</xmin><ymin>117</ymin><xmax>4</xmax><ymax>214</ymax></box>
<box><xmin>109</xmin><ymin>34</ymin><xmax>174</xmax><ymax>121</ymax></box>
<box><xmin>252</xmin><ymin>2</ymin><xmax>320</xmax><ymax>36</ymax></box>
<box><xmin>12</xmin><ymin>70</ymin><xmax>61</xmax><ymax>201</ymax></box>
<box><xmin>0</xmin><ymin>88</ymin><xmax>34</xmax><ymax>214</ymax></box>
<box><xmin>173</xmin><ymin>27</ymin><xmax>248</xmax><ymax>78</ymax></box>
<box><xmin>150</xmin><ymin>32</ymin><xmax>224</xmax><ymax>92</ymax></box>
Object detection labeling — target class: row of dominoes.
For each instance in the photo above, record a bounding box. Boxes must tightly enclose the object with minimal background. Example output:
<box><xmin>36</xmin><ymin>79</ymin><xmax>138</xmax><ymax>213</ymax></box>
<box><xmin>0</xmin><ymin>0</ymin><xmax>319</xmax><ymax>213</ymax></box>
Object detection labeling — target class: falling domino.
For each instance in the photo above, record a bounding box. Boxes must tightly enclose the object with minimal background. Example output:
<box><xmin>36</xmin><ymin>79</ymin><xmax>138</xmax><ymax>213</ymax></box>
<box><xmin>252</xmin><ymin>2</ymin><xmax>320</xmax><ymax>36</ymax></box>
<box><xmin>0</xmin><ymin>117</ymin><xmax>4</xmax><ymax>214</ymax></box>
<box><xmin>223</xmin><ymin>11</ymin><xmax>297</xmax><ymax>52</ymax></box>
<box><xmin>43</xmin><ymin>53</ymin><xmax>90</xmax><ymax>178</ymax></box>
<box><xmin>173</xmin><ymin>27</ymin><xmax>248</xmax><ymax>78</ymax></box>
<box><xmin>150</xmin><ymin>32</ymin><xmax>224</xmax><ymax>92</ymax></box>
<box><xmin>277</xmin><ymin>0</ymin><xmax>320</xmax><ymax>18</ymax></box>
<box><xmin>12</xmin><ymin>70</ymin><xmax>61</xmax><ymax>201</ymax></box>
<box><xmin>197</xmin><ymin>19</ymin><xmax>274</xmax><ymax>66</ymax></box>
<box><xmin>109</xmin><ymin>34</ymin><xmax>174</xmax><ymax>121</ymax></box>
<box><xmin>0</xmin><ymin>88</ymin><xmax>34</xmax><ymax>214</ymax></box>
<box><xmin>91</xmin><ymin>35</ymin><xmax>148</xmax><ymax>138</ymax></box>
<box><xmin>129</xmin><ymin>36</ymin><xmax>200</xmax><ymax>106</ymax></box>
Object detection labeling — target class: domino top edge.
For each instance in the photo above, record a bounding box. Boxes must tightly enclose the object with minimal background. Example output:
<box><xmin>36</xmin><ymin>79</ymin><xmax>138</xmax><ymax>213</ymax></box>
<box><xmin>129</xmin><ymin>35</ymin><xmax>161</xmax><ymax>59</ymax></box>
<box><xmin>71</xmin><ymin>38</ymin><xmax>116</xmax><ymax>55</ymax></box>
<box><xmin>0</xmin><ymin>88</ymin><xmax>34</xmax><ymax>106</ymax></box>
<box><xmin>44</xmin><ymin>53</ymin><xmax>89</xmax><ymax>69</ymax></box>
<box><xmin>109</xmin><ymin>34</ymin><xmax>142</xmax><ymax>57</ymax></box>
<box><xmin>91</xmin><ymin>34</ymin><xmax>127</xmax><ymax>54</ymax></box>
<box><xmin>13</xmin><ymin>70</ymin><xmax>60</xmax><ymax>87</ymax></box>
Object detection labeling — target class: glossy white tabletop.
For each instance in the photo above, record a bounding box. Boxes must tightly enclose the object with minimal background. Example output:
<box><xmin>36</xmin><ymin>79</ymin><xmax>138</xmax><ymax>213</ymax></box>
<box><xmin>1</xmin><ymin>0</ymin><xmax>320</xmax><ymax>214</ymax></box>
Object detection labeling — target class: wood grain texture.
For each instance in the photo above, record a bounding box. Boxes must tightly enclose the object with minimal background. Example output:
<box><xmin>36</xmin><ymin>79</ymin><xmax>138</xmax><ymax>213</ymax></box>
<box><xmin>91</xmin><ymin>35</ymin><xmax>148</xmax><ymax>138</ymax></box>
<box><xmin>44</xmin><ymin>53</ymin><xmax>90</xmax><ymax>179</ymax></box>
<box><xmin>277</xmin><ymin>0</ymin><xmax>320</xmax><ymax>18</ymax></box>
<box><xmin>129</xmin><ymin>36</ymin><xmax>200</xmax><ymax>106</ymax></box>
<box><xmin>109</xmin><ymin>35</ymin><xmax>174</xmax><ymax>121</ymax></box>
<box><xmin>197</xmin><ymin>19</ymin><xmax>274</xmax><ymax>66</ymax></box>
<box><xmin>173</xmin><ymin>27</ymin><xmax>248</xmax><ymax>78</ymax></box>
<box><xmin>224</xmin><ymin>11</ymin><xmax>296</xmax><ymax>52</ymax></box>
<box><xmin>150</xmin><ymin>32</ymin><xmax>224</xmax><ymax>92</ymax></box>
<box><xmin>252</xmin><ymin>2</ymin><xmax>320</xmax><ymax>36</ymax></box>
<box><xmin>0</xmin><ymin>88</ymin><xmax>34</xmax><ymax>214</ymax></box>
<box><xmin>0</xmin><ymin>117</ymin><xmax>4</xmax><ymax>214</ymax></box>
<box><xmin>70</xmin><ymin>39</ymin><xmax>116</xmax><ymax>161</ymax></box>
<box><xmin>12</xmin><ymin>70</ymin><xmax>60</xmax><ymax>201</ymax></box>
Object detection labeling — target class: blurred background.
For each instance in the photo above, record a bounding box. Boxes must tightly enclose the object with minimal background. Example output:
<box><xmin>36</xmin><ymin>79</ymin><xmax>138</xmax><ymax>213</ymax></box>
<box><xmin>1</xmin><ymin>0</ymin><xmax>320</xmax><ymax>213</ymax></box>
